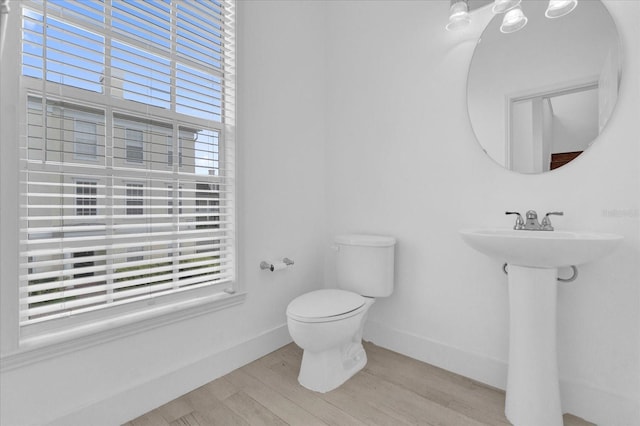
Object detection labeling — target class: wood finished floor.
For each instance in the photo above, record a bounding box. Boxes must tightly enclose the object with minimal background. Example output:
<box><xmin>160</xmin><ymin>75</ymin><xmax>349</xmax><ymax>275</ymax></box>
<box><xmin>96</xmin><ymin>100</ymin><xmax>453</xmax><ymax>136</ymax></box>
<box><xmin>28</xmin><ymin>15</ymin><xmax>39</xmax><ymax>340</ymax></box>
<box><xmin>124</xmin><ymin>342</ymin><xmax>594</xmax><ymax>426</ymax></box>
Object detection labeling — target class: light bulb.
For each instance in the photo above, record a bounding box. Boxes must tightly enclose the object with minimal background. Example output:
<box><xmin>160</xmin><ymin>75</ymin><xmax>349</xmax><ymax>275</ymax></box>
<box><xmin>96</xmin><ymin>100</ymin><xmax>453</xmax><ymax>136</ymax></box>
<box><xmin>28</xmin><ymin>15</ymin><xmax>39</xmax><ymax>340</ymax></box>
<box><xmin>446</xmin><ymin>1</ymin><xmax>471</xmax><ymax>31</ymax></box>
<box><xmin>500</xmin><ymin>6</ymin><xmax>528</xmax><ymax>33</ymax></box>
<box><xmin>492</xmin><ymin>0</ymin><xmax>521</xmax><ymax>14</ymax></box>
<box><xmin>545</xmin><ymin>0</ymin><xmax>578</xmax><ymax>19</ymax></box>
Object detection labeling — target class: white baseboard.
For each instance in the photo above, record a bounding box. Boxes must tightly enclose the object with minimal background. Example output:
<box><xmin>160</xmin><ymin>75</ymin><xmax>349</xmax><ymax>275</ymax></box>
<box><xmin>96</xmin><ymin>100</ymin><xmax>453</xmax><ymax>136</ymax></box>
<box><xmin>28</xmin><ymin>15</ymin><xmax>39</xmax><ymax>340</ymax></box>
<box><xmin>48</xmin><ymin>324</ymin><xmax>292</xmax><ymax>426</ymax></box>
<box><xmin>561</xmin><ymin>379</ymin><xmax>640</xmax><ymax>426</ymax></box>
<box><xmin>363</xmin><ymin>320</ymin><xmax>508</xmax><ymax>390</ymax></box>
<box><xmin>364</xmin><ymin>320</ymin><xmax>639</xmax><ymax>426</ymax></box>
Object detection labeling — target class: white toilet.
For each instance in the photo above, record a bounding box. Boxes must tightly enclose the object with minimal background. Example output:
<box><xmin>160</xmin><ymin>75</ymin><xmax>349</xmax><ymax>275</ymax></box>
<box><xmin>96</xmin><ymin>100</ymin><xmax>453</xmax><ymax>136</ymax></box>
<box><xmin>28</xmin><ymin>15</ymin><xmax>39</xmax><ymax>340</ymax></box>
<box><xmin>286</xmin><ymin>234</ymin><xmax>396</xmax><ymax>393</ymax></box>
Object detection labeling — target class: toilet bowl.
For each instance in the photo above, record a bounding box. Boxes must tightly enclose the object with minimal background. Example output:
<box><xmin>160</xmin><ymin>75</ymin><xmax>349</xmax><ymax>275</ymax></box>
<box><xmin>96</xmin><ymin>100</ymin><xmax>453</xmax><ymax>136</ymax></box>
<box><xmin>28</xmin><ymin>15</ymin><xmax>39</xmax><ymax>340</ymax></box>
<box><xmin>286</xmin><ymin>289</ymin><xmax>374</xmax><ymax>393</ymax></box>
<box><xmin>285</xmin><ymin>234</ymin><xmax>396</xmax><ymax>393</ymax></box>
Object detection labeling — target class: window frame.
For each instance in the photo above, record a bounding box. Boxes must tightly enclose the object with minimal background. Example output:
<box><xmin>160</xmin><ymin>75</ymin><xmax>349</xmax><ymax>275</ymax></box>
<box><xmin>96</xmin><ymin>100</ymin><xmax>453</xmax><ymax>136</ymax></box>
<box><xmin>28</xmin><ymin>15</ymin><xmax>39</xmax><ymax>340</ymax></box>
<box><xmin>0</xmin><ymin>0</ymin><xmax>241</xmax><ymax>365</ymax></box>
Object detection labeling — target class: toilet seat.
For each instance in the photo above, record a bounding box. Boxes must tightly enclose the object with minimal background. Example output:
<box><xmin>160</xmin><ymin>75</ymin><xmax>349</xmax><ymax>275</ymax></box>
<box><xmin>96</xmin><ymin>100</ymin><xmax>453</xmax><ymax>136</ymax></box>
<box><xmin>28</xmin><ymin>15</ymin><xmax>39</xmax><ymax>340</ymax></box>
<box><xmin>286</xmin><ymin>289</ymin><xmax>366</xmax><ymax>323</ymax></box>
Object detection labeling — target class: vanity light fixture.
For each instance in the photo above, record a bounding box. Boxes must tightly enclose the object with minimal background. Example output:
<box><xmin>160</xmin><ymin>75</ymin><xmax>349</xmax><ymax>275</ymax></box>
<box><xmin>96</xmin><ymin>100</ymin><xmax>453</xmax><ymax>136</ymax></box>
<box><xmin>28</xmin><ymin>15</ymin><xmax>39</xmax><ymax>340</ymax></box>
<box><xmin>492</xmin><ymin>0</ymin><xmax>521</xmax><ymax>14</ymax></box>
<box><xmin>446</xmin><ymin>0</ymin><xmax>471</xmax><ymax>31</ymax></box>
<box><xmin>500</xmin><ymin>6</ymin><xmax>528</xmax><ymax>33</ymax></box>
<box><xmin>545</xmin><ymin>0</ymin><xmax>578</xmax><ymax>18</ymax></box>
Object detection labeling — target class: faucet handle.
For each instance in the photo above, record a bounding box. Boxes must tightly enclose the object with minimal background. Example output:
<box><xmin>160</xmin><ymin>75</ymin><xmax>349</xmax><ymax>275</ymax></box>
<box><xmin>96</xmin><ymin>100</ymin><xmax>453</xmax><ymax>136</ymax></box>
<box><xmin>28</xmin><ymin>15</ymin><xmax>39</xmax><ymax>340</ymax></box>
<box><xmin>505</xmin><ymin>211</ymin><xmax>525</xmax><ymax>230</ymax></box>
<box><xmin>541</xmin><ymin>211</ymin><xmax>564</xmax><ymax>231</ymax></box>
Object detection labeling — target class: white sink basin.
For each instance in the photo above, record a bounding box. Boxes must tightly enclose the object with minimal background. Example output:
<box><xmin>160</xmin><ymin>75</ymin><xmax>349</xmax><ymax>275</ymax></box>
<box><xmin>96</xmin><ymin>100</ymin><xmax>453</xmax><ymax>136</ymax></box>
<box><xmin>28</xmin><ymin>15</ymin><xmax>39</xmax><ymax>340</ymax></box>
<box><xmin>459</xmin><ymin>228</ymin><xmax>623</xmax><ymax>268</ymax></box>
<box><xmin>459</xmin><ymin>227</ymin><xmax>623</xmax><ymax>425</ymax></box>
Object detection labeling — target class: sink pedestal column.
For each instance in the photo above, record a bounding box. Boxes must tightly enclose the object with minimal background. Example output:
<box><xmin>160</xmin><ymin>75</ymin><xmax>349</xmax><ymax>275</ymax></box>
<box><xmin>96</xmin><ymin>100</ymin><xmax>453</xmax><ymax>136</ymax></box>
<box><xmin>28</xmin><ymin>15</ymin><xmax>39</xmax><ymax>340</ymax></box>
<box><xmin>505</xmin><ymin>265</ymin><xmax>563</xmax><ymax>426</ymax></box>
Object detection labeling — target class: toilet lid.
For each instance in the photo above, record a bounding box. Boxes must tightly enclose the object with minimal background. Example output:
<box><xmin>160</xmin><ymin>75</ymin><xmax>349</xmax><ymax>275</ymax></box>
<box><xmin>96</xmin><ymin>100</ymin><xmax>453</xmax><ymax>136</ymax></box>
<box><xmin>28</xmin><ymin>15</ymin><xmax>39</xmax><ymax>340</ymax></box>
<box><xmin>286</xmin><ymin>289</ymin><xmax>366</xmax><ymax>321</ymax></box>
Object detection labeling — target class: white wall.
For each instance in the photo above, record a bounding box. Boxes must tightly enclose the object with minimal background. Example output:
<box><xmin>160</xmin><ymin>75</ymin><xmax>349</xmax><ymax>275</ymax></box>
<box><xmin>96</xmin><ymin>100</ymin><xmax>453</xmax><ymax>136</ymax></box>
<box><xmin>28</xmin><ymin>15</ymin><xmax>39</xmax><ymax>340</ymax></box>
<box><xmin>0</xmin><ymin>1</ymin><xmax>327</xmax><ymax>425</ymax></box>
<box><xmin>324</xmin><ymin>1</ymin><xmax>639</xmax><ymax>425</ymax></box>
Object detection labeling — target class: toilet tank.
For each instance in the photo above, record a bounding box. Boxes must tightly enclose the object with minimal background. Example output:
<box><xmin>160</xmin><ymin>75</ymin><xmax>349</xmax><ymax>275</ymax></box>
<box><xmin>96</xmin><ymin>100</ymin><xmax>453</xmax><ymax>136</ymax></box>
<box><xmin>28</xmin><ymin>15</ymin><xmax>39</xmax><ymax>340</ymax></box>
<box><xmin>334</xmin><ymin>234</ymin><xmax>396</xmax><ymax>297</ymax></box>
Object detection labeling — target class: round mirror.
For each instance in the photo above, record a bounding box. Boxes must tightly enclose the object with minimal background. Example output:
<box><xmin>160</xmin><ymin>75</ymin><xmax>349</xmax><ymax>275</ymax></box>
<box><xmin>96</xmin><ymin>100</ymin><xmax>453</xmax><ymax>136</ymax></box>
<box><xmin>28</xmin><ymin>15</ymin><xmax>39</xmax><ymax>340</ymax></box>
<box><xmin>467</xmin><ymin>0</ymin><xmax>622</xmax><ymax>173</ymax></box>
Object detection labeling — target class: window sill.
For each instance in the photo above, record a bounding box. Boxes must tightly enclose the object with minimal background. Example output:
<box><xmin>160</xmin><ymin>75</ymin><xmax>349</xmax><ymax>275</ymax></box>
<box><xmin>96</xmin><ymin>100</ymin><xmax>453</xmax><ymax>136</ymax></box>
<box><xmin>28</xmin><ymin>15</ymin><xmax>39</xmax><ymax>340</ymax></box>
<box><xmin>0</xmin><ymin>291</ymin><xmax>246</xmax><ymax>372</ymax></box>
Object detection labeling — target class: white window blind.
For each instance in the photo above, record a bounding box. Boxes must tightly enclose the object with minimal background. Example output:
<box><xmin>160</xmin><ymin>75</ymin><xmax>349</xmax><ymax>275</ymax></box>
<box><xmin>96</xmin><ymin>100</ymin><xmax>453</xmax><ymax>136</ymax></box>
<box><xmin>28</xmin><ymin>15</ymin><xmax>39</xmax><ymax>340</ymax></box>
<box><xmin>19</xmin><ymin>0</ymin><xmax>236</xmax><ymax>332</ymax></box>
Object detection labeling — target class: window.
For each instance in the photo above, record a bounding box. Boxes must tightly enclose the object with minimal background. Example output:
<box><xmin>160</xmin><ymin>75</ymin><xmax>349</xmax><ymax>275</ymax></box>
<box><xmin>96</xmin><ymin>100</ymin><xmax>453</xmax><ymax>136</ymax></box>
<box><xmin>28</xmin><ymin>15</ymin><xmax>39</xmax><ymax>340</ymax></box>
<box><xmin>10</xmin><ymin>0</ymin><xmax>237</xmax><ymax>342</ymax></box>
<box><xmin>74</xmin><ymin>120</ymin><xmax>98</xmax><ymax>160</ymax></box>
<box><xmin>114</xmin><ymin>114</ymin><xmax>173</xmax><ymax>169</ymax></box>
<box><xmin>125</xmin><ymin>183</ymin><xmax>144</xmax><ymax>216</ymax></box>
<box><xmin>76</xmin><ymin>180</ymin><xmax>97</xmax><ymax>216</ymax></box>
<box><xmin>125</xmin><ymin>129</ymin><xmax>144</xmax><ymax>164</ymax></box>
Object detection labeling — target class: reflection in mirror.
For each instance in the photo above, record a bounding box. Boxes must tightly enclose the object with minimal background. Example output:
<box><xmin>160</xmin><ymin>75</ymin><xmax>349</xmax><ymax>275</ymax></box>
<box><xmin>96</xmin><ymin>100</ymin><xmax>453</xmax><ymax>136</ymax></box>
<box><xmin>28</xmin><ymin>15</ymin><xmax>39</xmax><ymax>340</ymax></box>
<box><xmin>467</xmin><ymin>0</ymin><xmax>621</xmax><ymax>174</ymax></box>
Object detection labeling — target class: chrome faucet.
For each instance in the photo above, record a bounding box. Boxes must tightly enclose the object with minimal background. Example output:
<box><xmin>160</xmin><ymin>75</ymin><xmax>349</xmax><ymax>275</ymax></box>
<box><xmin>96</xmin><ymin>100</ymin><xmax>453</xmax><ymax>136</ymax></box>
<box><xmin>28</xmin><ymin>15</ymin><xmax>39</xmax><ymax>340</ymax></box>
<box><xmin>505</xmin><ymin>210</ymin><xmax>563</xmax><ymax>231</ymax></box>
<box><xmin>524</xmin><ymin>210</ymin><xmax>540</xmax><ymax>230</ymax></box>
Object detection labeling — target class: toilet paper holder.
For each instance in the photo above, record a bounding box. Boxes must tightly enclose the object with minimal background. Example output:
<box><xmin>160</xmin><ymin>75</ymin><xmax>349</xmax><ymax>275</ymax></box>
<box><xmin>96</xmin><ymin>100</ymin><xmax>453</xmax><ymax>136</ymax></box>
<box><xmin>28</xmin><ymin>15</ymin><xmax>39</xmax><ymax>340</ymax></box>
<box><xmin>260</xmin><ymin>258</ymin><xmax>294</xmax><ymax>271</ymax></box>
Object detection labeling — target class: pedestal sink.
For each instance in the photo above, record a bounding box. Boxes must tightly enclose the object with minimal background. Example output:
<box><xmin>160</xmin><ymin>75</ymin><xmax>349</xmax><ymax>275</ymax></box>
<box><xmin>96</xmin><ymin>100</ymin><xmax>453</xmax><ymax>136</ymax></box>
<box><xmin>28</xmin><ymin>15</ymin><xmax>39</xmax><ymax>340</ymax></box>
<box><xmin>459</xmin><ymin>228</ymin><xmax>623</xmax><ymax>426</ymax></box>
